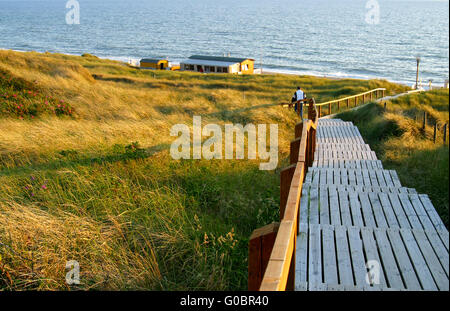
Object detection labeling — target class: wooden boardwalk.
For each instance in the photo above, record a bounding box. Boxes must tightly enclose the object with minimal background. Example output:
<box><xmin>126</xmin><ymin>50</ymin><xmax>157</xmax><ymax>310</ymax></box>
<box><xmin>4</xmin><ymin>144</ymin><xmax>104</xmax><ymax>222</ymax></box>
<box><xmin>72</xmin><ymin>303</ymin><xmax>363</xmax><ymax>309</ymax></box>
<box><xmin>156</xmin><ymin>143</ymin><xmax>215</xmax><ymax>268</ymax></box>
<box><xmin>295</xmin><ymin>119</ymin><xmax>449</xmax><ymax>291</ymax></box>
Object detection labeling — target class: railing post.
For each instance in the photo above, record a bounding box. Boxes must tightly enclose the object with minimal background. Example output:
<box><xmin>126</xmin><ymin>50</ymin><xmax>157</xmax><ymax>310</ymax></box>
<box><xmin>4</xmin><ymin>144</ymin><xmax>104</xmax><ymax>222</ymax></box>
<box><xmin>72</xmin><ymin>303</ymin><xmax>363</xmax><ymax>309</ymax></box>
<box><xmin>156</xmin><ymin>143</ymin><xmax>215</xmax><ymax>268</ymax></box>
<box><xmin>248</xmin><ymin>223</ymin><xmax>280</xmax><ymax>290</ymax></box>
<box><xmin>290</xmin><ymin>138</ymin><xmax>301</xmax><ymax>165</ymax></box>
<box><xmin>280</xmin><ymin>164</ymin><xmax>296</xmax><ymax>220</ymax></box>
<box><xmin>328</xmin><ymin>103</ymin><xmax>332</xmax><ymax>115</ymax></box>
<box><xmin>433</xmin><ymin>123</ymin><xmax>437</xmax><ymax>143</ymax></box>
<box><xmin>318</xmin><ymin>105</ymin><xmax>322</xmax><ymax>118</ymax></box>
<box><xmin>382</xmin><ymin>89</ymin><xmax>386</xmax><ymax>97</ymax></box>
<box><xmin>444</xmin><ymin>124</ymin><xmax>448</xmax><ymax>144</ymax></box>
<box><xmin>422</xmin><ymin>111</ymin><xmax>427</xmax><ymax>130</ymax></box>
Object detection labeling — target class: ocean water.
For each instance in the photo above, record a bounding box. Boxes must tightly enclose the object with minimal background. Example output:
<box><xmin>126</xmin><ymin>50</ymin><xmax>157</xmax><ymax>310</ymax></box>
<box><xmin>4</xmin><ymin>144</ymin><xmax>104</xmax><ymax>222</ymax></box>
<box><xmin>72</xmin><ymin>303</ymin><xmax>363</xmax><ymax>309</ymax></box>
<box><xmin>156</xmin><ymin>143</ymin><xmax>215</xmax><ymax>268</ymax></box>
<box><xmin>0</xmin><ymin>0</ymin><xmax>448</xmax><ymax>86</ymax></box>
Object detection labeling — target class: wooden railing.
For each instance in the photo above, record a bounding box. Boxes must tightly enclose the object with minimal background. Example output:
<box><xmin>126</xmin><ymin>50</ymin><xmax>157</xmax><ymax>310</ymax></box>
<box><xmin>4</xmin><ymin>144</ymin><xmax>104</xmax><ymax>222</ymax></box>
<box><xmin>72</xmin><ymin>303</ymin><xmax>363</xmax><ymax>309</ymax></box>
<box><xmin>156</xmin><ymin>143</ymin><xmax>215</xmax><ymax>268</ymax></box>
<box><xmin>281</xmin><ymin>88</ymin><xmax>386</xmax><ymax>119</ymax></box>
<box><xmin>248</xmin><ymin>99</ymin><xmax>318</xmax><ymax>291</ymax></box>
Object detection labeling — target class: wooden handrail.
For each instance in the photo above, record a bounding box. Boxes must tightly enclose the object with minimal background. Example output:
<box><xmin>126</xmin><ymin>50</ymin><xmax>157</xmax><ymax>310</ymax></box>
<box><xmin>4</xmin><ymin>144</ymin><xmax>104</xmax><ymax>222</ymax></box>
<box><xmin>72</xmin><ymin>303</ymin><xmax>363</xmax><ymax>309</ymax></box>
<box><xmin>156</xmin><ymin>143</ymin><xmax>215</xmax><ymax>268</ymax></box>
<box><xmin>315</xmin><ymin>88</ymin><xmax>386</xmax><ymax>106</ymax></box>
<box><xmin>249</xmin><ymin>100</ymin><xmax>318</xmax><ymax>291</ymax></box>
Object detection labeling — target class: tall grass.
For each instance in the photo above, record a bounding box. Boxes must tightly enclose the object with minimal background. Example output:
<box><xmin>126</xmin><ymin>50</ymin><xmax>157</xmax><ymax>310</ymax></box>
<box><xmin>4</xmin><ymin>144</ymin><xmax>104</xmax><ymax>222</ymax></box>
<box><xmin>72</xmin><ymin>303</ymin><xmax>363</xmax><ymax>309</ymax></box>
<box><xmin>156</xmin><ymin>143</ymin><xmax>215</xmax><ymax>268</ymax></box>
<box><xmin>336</xmin><ymin>89</ymin><xmax>449</xmax><ymax>227</ymax></box>
<box><xmin>0</xmin><ymin>49</ymin><xmax>410</xmax><ymax>290</ymax></box>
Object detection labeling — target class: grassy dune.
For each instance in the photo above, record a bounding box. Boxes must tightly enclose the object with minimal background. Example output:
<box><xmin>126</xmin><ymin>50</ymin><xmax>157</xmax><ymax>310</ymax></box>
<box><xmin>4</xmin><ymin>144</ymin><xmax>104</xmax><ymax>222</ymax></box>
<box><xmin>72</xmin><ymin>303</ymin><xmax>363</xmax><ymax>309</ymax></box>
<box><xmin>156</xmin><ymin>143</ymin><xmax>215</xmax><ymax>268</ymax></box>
<box><xmin>336</xmin><ymin>89</ymin><xmax>449</xmax><ymax>227</ymax></box>
<box><xmin>0</xmin><ymin>49</ymin><xmax>409</xmax><ymax>290</ymax></box>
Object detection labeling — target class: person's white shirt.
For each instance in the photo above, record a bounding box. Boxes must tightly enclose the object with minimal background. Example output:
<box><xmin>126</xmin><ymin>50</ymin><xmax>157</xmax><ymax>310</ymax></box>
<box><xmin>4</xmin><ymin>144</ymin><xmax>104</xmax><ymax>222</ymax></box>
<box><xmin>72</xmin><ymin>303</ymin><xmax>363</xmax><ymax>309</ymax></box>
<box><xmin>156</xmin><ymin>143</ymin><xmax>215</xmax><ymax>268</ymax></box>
<box><xmin>295</xmin><ymin>89</ymin><xmax>304</xmax><ymax>101</ymax></box>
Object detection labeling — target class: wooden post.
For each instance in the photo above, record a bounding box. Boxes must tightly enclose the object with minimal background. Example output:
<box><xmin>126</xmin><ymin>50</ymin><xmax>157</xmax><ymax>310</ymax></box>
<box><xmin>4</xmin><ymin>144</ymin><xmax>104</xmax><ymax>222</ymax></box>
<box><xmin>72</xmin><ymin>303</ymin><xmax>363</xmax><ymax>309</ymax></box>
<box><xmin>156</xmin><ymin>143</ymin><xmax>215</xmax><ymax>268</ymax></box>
<box><xmin>248</xmin><ymin>222</ymin><xmax>280</xmax><ymax>290</ymax></box>
<box><xmin>328</xmin><ymin>103</ymin><xmax>331</xmax><ymax>115</ymax></box>
<box><xmin>433</xmin><ymin>123</ymin><xmax>437</xmax><ymax>143</ymax></box>
<box><xmin>382</xmin><ymin>89</ymin><xmax>386</xmax><ymax>97</ymax></box>
<box><xmin>290</xmin><ymin>138</ymin><xmax>301</xmax><ymax>165</ymax></box>
<box><xmin>337</xmin><ymin>101</ymin><xmax>340</xmax><ymax>111</ymax></box>
<box><xmin>384</xmin><ymin>102</ymin><xmax>387</xmax><ymax>111</ymax></box>
<box><xmin>280</xmin><ymin>164</ymin><xmax>296</xmax><ymax>220</ymax></box>
<box><xmin>444</xmin><ymin>124</ymin><xmax>448</xmax><ymax>144</ymax></box>
<box><xmin>422</xmin><ymin>111</ymin><xmax>427</xmax><ymax>130</ymax></box>
<box><xmin>347</xmin><ymin>98</ymin><xmax>350</xmax><ymax>108</ymax></box>
<box><xmin>318</xmin><ymin>105</ymin><xmax>322</xmax><ymax>118</ymax></box>
<box><xmin>295</xmin><ymin>122</ymin><xmax>303</xmax><ymax>139</ymax></box>
<box><xmin>370</xmin><ymin>91</ymin><xmax>373</xmax><ymax>101</ymax></box>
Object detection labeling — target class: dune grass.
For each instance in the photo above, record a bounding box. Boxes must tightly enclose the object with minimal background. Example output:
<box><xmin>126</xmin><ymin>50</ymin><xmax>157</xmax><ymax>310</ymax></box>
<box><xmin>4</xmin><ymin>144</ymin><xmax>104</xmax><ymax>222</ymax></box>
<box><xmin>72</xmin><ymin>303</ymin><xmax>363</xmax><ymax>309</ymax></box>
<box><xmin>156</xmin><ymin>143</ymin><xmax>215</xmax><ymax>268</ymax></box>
<box><xmin>335</xmin><ymin>89</ymin><xmax>449</xmax><ymax>227</ymax></box>
<box><xmin>0</xmin><ymin>49</ymin><xmax>410</xmax><ymax>290</ymax></box>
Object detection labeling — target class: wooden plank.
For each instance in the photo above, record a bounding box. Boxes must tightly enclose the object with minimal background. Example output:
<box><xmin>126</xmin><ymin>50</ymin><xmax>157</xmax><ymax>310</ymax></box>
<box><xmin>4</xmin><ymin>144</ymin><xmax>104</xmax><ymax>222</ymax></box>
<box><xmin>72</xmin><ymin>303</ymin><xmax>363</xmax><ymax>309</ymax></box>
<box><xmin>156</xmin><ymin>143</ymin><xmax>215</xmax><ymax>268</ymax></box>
<box><xmin>418</xmin><ymin>194</ymin><xmax>448</xmax><ymax>234</ymax></box>
<box><xmin>319</xmin><ymin>186</ymin><xmax>330</xmax><ymax>225</ymax></box>
<box><xmin>360</xmin><ymin>228</ymin><xmax>387</xmax><ymax>287</ymax></box>
<box><xmin>374</xmin><ymin>228</ymin><xmax>405</xmax><ymax>289</ymax></box>
<box><xmin>398</xmin><ymin>193</ymin><xmax>423</xmax><ymax>230</ymax></box>
<box><xmin>335</xmin><ymin>226</ymin><xmax>354</xmax><ymax>286</ymax></box>
<box><xmin>387</xmin><ymin>229</ymin><xmax>422</xmax><ymax>290</ymax></box>
<box><xmin>409</xmin><ymin>194</ymin><xmax>435</xmax><ymax>231</ymax></box>
<box><xmin>390</xmin><ymin>170</ymin><xmax>402</xmax><ymax>187</ymax></box>
<box><xmin>339</xmin><ymin>190</ymin><xmax>353</xmax><ymax>226</ymax></box>
<box><xmin>329</xmin><ymin>185</ymin><xmax>341</xmax><ymax>226</ymax></box>
<box><xmin>424</xmin><ymin>229</ymin><xmax>449</xmax><ymax>276</ymax></box>
<box><xmin>348</xmin><ymin>227</ymin><xmax>368</xmax><ymax>286</ymax></box>
<box><xmin>368</xmin><ymin>192</ymin><xmax>388</xmax><ymax>228</ymax></box>
<box><xmin>308</xmin><ymin>224</ymin><xmax>322</xmax><ymax>287</ymax></box>
<box><xmin>322</xmin><ymin>225</ymin><xmax>338</xmax><ymax>285</ymax></box>
<box><xmin>349</xmin><ymin>191</ymin><xmax>364</xmax><ymax>227</ymax></box>
<box><xmin>378</xmin><ymin>192</ymin><xmax>400</xmax><ymax>228</ymax></box>
<box><xmin>388</xmin><ymin>193</ymin><xmax>411</xmax><ymax>229</ymax></box>
<box><xmin>295</xmin><ymin>222</ymin><xmax>309</xmax><ymax>289</ymax></box>
<box><xmin>383</xmin><ymin>170</ymin><xmax>394</xmax><ymax>187</ymax></box>
<box><xmin>309</xmin><ymin>185</ymin><xmax>319</xmax><ymax>224</ymax></box>
<box><xmin>412</xmin><ymin>229</ymin><xmax>449</xmax><ymax>290</ymax></box>
<box><xmin>399</xmin><ymin>229</ymin><xmax>437</xmax><ymax>290</ymax></box>
<box><xmin>359</xmin><ymin>192</ymin><xmax>376</xmax><ymax>228</ymax></box>
<box><xmin>299</xmin><ymin>185</ymin><xmax>310</xmax><ymax>226</ymax></box>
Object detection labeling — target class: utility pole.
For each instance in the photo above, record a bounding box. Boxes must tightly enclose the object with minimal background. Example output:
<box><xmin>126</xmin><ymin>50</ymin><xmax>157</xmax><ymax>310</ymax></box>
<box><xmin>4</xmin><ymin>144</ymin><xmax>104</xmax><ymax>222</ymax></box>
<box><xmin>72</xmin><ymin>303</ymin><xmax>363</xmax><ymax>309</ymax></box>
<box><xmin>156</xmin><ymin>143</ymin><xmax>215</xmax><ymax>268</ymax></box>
<box><xmin>415</xmin><ymin>56</ymin><xmax>421</xmax><ymax>89</ymax></box>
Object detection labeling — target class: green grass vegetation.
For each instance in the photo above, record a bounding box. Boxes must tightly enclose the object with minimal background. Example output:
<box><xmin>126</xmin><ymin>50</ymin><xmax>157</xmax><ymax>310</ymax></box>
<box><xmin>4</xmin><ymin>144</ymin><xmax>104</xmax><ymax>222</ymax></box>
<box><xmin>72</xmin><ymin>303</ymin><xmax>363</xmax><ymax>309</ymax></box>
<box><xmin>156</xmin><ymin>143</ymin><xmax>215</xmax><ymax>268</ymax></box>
<box><xmin>0</xmin><ymin>49</ymin><xmax>410</xmax><ymax>290</ymax></box>
<box><xmin>335</xmin><ymin>89</ymin><xmax>449</xmax><ymax>227</ymax></box>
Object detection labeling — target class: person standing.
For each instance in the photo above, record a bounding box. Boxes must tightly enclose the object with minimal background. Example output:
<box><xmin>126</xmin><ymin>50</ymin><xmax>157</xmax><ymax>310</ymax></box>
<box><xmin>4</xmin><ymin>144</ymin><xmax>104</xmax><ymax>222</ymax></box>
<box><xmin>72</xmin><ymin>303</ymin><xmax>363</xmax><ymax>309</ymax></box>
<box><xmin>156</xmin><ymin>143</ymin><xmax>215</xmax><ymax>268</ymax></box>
<box><xmin>294</xmin><ymin>86</ymin><xmax>305</xmax><ymax>120</ymax></box>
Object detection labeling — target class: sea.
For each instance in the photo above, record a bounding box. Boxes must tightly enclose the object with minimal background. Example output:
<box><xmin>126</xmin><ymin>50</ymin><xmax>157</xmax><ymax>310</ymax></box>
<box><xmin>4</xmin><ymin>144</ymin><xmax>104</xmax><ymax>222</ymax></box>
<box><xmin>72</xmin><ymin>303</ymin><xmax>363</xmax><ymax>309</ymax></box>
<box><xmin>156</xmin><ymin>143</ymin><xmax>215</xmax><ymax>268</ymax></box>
<box><xmin>0</xmin><ymin>0</ymin><xmax>448</xmax><ymax>86</ymax></box>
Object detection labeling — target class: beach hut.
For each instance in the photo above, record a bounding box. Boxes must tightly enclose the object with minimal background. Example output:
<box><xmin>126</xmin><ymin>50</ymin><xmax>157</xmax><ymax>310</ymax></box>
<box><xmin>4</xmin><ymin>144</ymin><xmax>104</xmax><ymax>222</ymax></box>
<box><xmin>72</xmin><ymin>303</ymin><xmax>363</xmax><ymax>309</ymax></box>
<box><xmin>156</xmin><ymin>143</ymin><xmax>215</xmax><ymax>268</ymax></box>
<box><xmin>180</xmin><ymin>55</ymin><xmax>255</xmax><ymax>74</ymax></box>
<box><xmin>140</xmin><ymin>58</ymin><xmax>169</xmax><ymax>70</ymax></box>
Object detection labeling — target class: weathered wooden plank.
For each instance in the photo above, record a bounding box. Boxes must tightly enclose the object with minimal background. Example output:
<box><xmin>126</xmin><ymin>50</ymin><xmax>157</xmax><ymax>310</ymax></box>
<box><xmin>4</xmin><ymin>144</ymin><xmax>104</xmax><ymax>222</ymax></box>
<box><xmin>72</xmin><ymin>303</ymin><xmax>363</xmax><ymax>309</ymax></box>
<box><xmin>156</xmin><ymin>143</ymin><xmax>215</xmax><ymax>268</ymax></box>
<box><xmin>295</xmin><ymin>222</ymin><xmax>309</xmax><ymax>288</ymax></box>
<box><xmin>339</xmin><ymin>190</ymin><xmax>353</xmax><ymax>226</ymax></box>
<box><xmin>378</xmin><ymin>192</ymin><xmax>400</xmax><ymax>228</ymax></box>
<box><xmin>424</xmin><ymin>229</ymin><xmax>449</xmax><ymax>276</ymax></box>
<box><xmin>388</xmin><ymin>193</ymin><xmax>411</xmax><ymax>229</ymax></box>
<box><xmin>309</xmin><ymin>185</ymin><xmax>319</xmax><ymax>225</ymax></box>
<box><xmin>322</xmin><ymin>225</ymin><xmax>338</xmax><ymax>285</ymax></box>
<box><xmin>373</xmin><ymin>228</ymin><xmax>405</xmax><ymax>289</ymax></box>
<box><xmin>399</xmin><ymin>229</ymin><xmax>437</xmax><ymax>290</ymax></box>
<box><xmin>409</xmin><ymin>194</ymin><xmax>435</xmax><ymax>231</ymax></box>
<box><xmin>359</xmin><ymin>192</ymin><xmax>377</xmax><ymax>227</ymax></box>
<box><xmin>398</xmin><ymin>193</ymin><xmax>423</xmax><ymax>230</ymax></box>
<box><xmin>418</xmin><ymin>194</ymin><xmax>448</xmax><ymax>234</ymax></box>
<box><xmin>319</xmin><ymin>186</ymin><xmax>330</xmax><ymax>225</ymax></box>
<box><xmin>387</xmin><ymin>229</ymin><xmax>421</xmax><ymax>290</ymax></box>
<box><xmin>335</xmin><ymin>226</ymin><xmax>354</xmax><ymax>286</ymax></box>
<box><xmin>308</xmin><ymin>224</ymin><xmax>322</xmax><ymax>287</ymax></box>
<box><xmin>412</xmin><ymin>229</ymin><xmax>449</xmax><ymax>290</ymax></box>
<box><xmin>369</xmin><ymin>192</ymin><xmax>388</xmax><ymax>228</ymax></box>
<box><xmin>348</xmin><ymin>227</ymin><xmax>368</xmax><ymax>286</ymax></box>
<box><xmin>329</xmin><ymin>185</ymin><xmax>341</xmax><ymax>226</ymax></box>
<box><xmin>349</xmin><ymin>191</ymin><xmax>364</xmax><ymax>227</ymax></box>
<box><xmin>360</xmin><ymin>228</ymin><xmax>387</xmax><ymax>287</ymax></box>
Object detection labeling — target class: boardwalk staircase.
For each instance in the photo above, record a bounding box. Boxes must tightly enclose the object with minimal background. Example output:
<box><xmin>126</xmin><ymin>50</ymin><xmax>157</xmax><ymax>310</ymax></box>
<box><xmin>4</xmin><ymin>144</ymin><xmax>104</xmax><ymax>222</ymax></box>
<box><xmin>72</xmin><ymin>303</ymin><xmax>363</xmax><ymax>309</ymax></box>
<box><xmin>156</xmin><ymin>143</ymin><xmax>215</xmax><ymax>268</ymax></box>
<box><xmin>249</xmin><ymin>97</ymin><xmax>449</xmax><ymax>291</ymax></box>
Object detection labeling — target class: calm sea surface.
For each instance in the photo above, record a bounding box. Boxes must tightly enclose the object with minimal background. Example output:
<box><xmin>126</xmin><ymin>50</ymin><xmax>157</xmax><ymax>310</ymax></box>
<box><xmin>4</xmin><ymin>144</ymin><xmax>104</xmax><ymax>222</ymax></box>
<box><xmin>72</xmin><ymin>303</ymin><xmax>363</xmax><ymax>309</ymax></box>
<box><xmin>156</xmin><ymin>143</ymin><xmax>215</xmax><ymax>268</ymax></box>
<box><xmin>0</xmin><ymin>0</ymin><xmax>448</xmax><ymax>85</ymax></box>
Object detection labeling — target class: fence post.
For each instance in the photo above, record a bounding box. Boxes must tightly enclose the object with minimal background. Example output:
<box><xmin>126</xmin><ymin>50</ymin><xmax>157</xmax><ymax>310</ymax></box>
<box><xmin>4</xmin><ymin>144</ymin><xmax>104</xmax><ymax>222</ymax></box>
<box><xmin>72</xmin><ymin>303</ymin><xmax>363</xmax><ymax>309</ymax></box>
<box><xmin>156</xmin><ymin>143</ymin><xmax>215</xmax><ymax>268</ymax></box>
<box><xmin>290</xmin><ymin>138</ymin><xmax>301</xmax><ymax>165</ymax></box>
<box><xmin>248</xmin><ymin>222</ymin><xmax>280</xmax><ymax>290</ymax></box>
<box><xmin>337</xmin><ymin>101</ymin><xmax>340</xmax><ymax>111</ymax></box>
<box><xmin>384</xmin><ymin>102</ymin><xmax>387</xmax><ymax>111</ymax></box>
<box><xmin>280</xmin><ymin>164</ymin><xmax>296</xmax><ymax>220</ymax></box>
<box><xmin>382</xmin><ymin>89</ymin><xmax>386</xmax><ymax>97</ymax></box>
<box><xmin>422</xmin><ymin>111</ymin><xmax>427</xmax><ymax>130</ymax></box>
<box><xmin>328</xmin><ymin>103</ymin><xmax>332</xmax><ymax>116</ymax></box>
<box><xmin>444</xmin><ymin>124</ymin><xmax>448</xmax><ymax>144</ymax></box>
<box><xmin>433</xmin><ymin>123</ymin><xmax>437</xmax><ymax>143</ymax></box>
<box><xmin>318</xmin><ymin>105</ymin><xmax>322</xmax><ymax>118</ymax></box>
